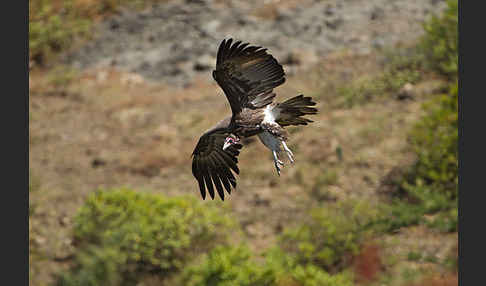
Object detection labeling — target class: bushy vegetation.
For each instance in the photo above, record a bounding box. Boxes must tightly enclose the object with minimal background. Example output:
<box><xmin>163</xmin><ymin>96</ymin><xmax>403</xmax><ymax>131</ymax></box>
<box><xmin>279</xmin><ymin>201</ymin><xmax>382</xmax><ymax>272</ymax></box>
<box><xmin>180</xmin><ymin>245</ymin><xmax>354</xmax><ymax>286</ymax></box>
<box><xmin>385</xmin><ymin>0</ymin><xmax>458</xmax><ymax>233</ymax></box>
<box><xmin>30</xmin><ymin>0</ymin><xmax>89</xmax><ymax>64</ymax></box>
<box><xmin>419</xmin><ymin>0</ymin><xmax>458</xmax><ymax>78</ymax></box>
<box><xmin>181</xmin><ymin>245</ymin><xmax>276</xmax><ymax>286</ymax></box>
<box><xmin>374</xmin><ymin>87</ymin><xmax>457</xmax><ymax>234</ymax></box>
<box><xmin>372</xmin><ymin>200</ymin><xmax>426</xmax><ymax>232</ymax></box>
<box><xmin>29</xmin><ymin>0</ymin><xmax>163</xmax><ymax>65</ymax></box>
<box><xmin>395</xmin><ymin>83</ymin><xmax>458</xmax><ymax>232</ymax></box>
<box><xmin>406</xmin><ymin>84</ymin><xmax>458</xmax><ymax>199</ymax></box>
<box><xmin>336</xmin><ymin>64</ymin><xmax>421</xmax><ymax>108</ymax></box>
<box><xmin>57</xmin><ymin>189</ymin><xmax>235</xmax><ymax>285</ymax></box>
<box><xmin>287</xmin><ymin>265</ymin><xmax>353</xmax><ymax>286</ymax></box>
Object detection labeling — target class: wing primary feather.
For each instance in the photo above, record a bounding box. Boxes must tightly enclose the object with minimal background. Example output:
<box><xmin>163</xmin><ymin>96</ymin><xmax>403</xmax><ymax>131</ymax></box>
<box><xmin>228</xmin><ymin>40</ymin><xmax>242</xmax><ymax>57</ymax></box>
<box><xmin>234</xmin><ymin>42</ymin><xmax>250</xmax><ymax>56</ymax></box>
<box><xmin>197</xmin><ymin>175</ymin><xmax>206</xmax><ymax>200</ymax></box>
<box><xmin>207</xmin><ymin>155</ymin><xmax>225</xmax><ymax>200</ymax></box>
<box><xmin>216</xmin><ymin>39</ymin><xmax>226</xmax><ymax>66</ymax></box>
<box><xmin>191</xmin><ymin>155</ymin><xmax>198</xmax><ymax>177</ymax></box>
<box><xmin>219</xmin><ymin>167</ymin><xmax>235</xmax><ymax>192</ymax></box>
<box><xmin>211</xmin><ymin>170</ymin><xmax>225</xmax><ymax>200</ymax></box>
<box><xmin>226</xmin><ymin>166</ymin><xmax>237</xmax><ymax>187</ymax></box>
<box><xmin>219</xmin><ymin>172</ymin><xmax>232</xmax><ymax>194</ymax></box>
<box><xmin>193</xmin><ymin>159</ymin><xmax>206</xmax><ymax>200</ymax></box>
<box><xmin>202</xmin><ymin>167</ymin><xmax>215</xmax><ymax>200</ymax></box>
<box><xmin>212</xmin><ymin>151</ymin><xmax>233</xmax><ymax>194</ymax></box>
<box><xmin>222</xmin><ymin>38</ymin><xmax>233</xmax><ymax>61</ymax></box>
<box><xmin>242</xmin><ymin>46</ymin><xmax>260</xmax><ymax>54</ymax></box>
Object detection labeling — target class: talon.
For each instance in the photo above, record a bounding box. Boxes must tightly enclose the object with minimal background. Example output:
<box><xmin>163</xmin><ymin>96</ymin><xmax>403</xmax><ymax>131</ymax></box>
<box><xmin>282</xmin><ymin>141</ymin><xmax>295</xmax><ymax>164</ymax></box>
<box><xmin>288</xmin><ymin>153</ymin><xmax>295</xmax><ymax>164</ymax></box>
<box><xmin>273</xmin><ymin>150</ymin><xmax>284</xmax><ymax>176</ymax></box>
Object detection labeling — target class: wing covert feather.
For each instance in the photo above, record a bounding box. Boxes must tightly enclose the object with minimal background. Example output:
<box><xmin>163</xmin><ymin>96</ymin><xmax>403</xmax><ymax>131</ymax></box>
<box><xmin>213</xmin><ymin>38</ymin><xmax>286</xmax><ymax>114</ymax></box>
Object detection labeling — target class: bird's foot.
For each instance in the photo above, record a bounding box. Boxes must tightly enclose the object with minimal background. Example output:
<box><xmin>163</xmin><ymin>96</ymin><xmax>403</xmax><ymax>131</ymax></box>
<box><xmin>272</xmin><ymin>150</ymin><xmax>284</xmax><ymax>176</ymax></box>
<box><xmin>282</xmin><ymin>141</ymin><xmax>295</xmax><ymax>164</ymax></box>
<box><xmin>274</xmin><ymin>159</ymin><xmax>284</xmax><ymax>176</ymax></box>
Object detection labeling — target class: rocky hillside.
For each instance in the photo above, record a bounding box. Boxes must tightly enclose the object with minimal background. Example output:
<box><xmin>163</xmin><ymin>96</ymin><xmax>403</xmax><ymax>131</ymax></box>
<box><xmin>63</xmin><ymin>0</ymin><xmax>446</xmax><ymax>86</ymax></box>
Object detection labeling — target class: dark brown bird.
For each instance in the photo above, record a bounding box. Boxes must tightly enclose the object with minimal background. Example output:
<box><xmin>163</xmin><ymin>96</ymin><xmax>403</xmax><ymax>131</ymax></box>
<box><xmin>192</xmin><ymin>38</ymin><xmax>317</xmax><ymax>200</ymax></box>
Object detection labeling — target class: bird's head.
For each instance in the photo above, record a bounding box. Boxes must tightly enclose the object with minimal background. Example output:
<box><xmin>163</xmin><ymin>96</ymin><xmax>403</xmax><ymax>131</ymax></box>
<box><xmin>223</xmin><ymin>134</ymin><xmax>240</xmax><ymax>151</ymax></box>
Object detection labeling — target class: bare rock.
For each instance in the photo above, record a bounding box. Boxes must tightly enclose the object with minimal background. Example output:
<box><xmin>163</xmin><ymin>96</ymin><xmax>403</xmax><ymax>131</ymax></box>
<box><xmin>91</xmin><ymin>158</ymin><xmax>107</xmax><ymax>168</ymax></box>
<box><xmin>325</xmin><ymin>17</ymin><xmax>344</xmax><ymax>30</ymax></box>
<box><xmin>397</xmin><ymin>83</ymin><xmax>415</xmax><ymax>100</ymax></box>
<box><xmin>370</xmin><ymin>6</ymin><xmax>385</xmax><ymax>21</ymax></box>
<box><xmin>62</xmin><ymin>0</ymin><xmax>448</xmax><ymax>87</ymax></box>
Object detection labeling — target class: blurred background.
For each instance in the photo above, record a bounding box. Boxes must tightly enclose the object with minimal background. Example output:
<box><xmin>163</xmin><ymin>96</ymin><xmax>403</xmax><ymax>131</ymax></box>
<box><xmin>29</xmin><ymin>0</ymin><xmax>458</xmax><ymax>285</ymax></box>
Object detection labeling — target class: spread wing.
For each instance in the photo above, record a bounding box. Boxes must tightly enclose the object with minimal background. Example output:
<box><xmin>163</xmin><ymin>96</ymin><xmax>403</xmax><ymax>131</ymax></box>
<box><xmin>212</xmin><ymin>38</ymin><xmax>286</xmax><ymax>115</ymax></box>
<box><xmin>191</xmin><ymin>129</ymin><xmax>243</xmax><ymax>200</ymax></box>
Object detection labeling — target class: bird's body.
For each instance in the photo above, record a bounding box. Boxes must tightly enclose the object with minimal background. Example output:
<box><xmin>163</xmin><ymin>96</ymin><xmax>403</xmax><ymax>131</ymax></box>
<box><xmin>191</xmin><ymin>39</ymin><xmax>317</xmax><ymax>200</ymax></box>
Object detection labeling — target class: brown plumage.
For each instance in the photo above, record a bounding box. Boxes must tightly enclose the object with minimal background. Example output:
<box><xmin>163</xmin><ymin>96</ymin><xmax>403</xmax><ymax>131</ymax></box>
<box><xmin>192</xmin><ymin>39</ymin><xmax>317</xmax><ymax>200</ymax></box>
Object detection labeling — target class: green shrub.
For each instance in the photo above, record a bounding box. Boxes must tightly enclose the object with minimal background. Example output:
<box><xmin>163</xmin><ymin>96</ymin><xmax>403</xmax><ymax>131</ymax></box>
<box><xmin>370</xmin><ymin>200</ymin><xmax>426</xmax><ymax>233</ymax></box>
<box><xmin>420</xmin><ymin>0</ymin><xmax>458</xmax><ymax>78</ymax></box>
<box><xmin>407</xmin><ymin>251</ymin><xmax>422</xmax><ymax>262</ymax></box>
<box><xmin>374</xmin><ymin>84</ymin><xmax>457</xmax><ymax>233</ymax></box>
<box><xmin>57</xmin><ymin>245</ymin><xmax>128</xmax><ymax>286</ymax></box>
<box><xmin>426</xmin><ymin>206</ymin><xmax>458</xmax><ymax>232</ymax></box>
<box><xmin>265</xmin><ymin>248</ymin><xmax>354</xmax><ymax>286</ymax></box>
<box><xmin>279</xmin><ymin>201</ymin><xmax>382</xmax><ymax>272</ymax></box>
<box><xmin>336</xmin><ymin>61</ymin><xmax>421</xmax><ymax>108</ymax></box>
<box><xmin>29</xmin><ymin>0</ymin><xmax>161</xmax><ymax>65</ymax></box>
<box><xmin>181</xmin><ymin>245</ymin><xmax>354</xmax><ymax>286</ymax></box>
<box><xmin>392</xmin><ymin>0</ymin><xmax>458</xmax><ymax>231</ymax></box>
<box><xmin>29</xmin><ymin>0</ymin><xmax>90</xmax><ymax>64</ymax></box>
<box><xmin>407</xmin><ymin>83</ymin><xmax>458</xmax><ymax>196</ymax></box>
<box><xmin>377</xmin><ymin>1</ymin><xmax>458</xmax><ymax>233</ymax></box>
<box><xmin>400</xmin><ymin>83</ymin><xmax>458</xmax><ymax>231</ymax></box>
<box><xmin>288</xmin><ymin>265</ymin><xmax>353</xmax><ymax>286</ymax></box>
<box><xmin>57</xmin><ymin>189</ymin><xmax>235</xmax><ymax>285</ymax></box>
<box><xmin>181</xmin><ymin>245</ymin><xmax>276</xmax><ymax>286</ymax></box>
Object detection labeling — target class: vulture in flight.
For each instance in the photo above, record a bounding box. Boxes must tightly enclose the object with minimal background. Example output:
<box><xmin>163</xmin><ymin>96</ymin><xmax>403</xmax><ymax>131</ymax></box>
<box><xmin>191</xmin><ymin>38</ymin><xmax>318</xmax><ymax>200</ymax></box>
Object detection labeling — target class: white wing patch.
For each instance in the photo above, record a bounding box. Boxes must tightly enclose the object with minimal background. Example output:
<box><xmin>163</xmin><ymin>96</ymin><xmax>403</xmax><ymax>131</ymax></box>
<box><xmin>262</xmin><ymin>105</ymin><xmax>280</xmax><ymax>124</ymax></box>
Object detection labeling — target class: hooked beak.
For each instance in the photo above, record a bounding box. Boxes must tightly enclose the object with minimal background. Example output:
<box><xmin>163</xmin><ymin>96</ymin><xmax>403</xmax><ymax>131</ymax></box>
<box><xmin>222</xmin><ymin>141</ymin><xmax>231</xmax><ymax>151</ymax></box>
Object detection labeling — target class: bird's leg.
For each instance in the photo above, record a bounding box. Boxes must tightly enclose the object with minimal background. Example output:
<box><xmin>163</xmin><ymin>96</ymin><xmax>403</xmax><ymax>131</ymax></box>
<box><xmin>281</xmin><ymin>141</ymin><xmax>294</xmax><ymax>164</ymax></box>
<box><xmin>272</xmin><ymin>150</ymin><xmax>284</xmax><ymax>176</ymax></box>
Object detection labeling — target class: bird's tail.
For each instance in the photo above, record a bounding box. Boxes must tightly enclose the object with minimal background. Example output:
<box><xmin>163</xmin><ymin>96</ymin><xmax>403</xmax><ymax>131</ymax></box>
<box><xmin>274</xmin><ymin>94</ymin><xmax>318</xmax><ymax>127</ymax></box>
